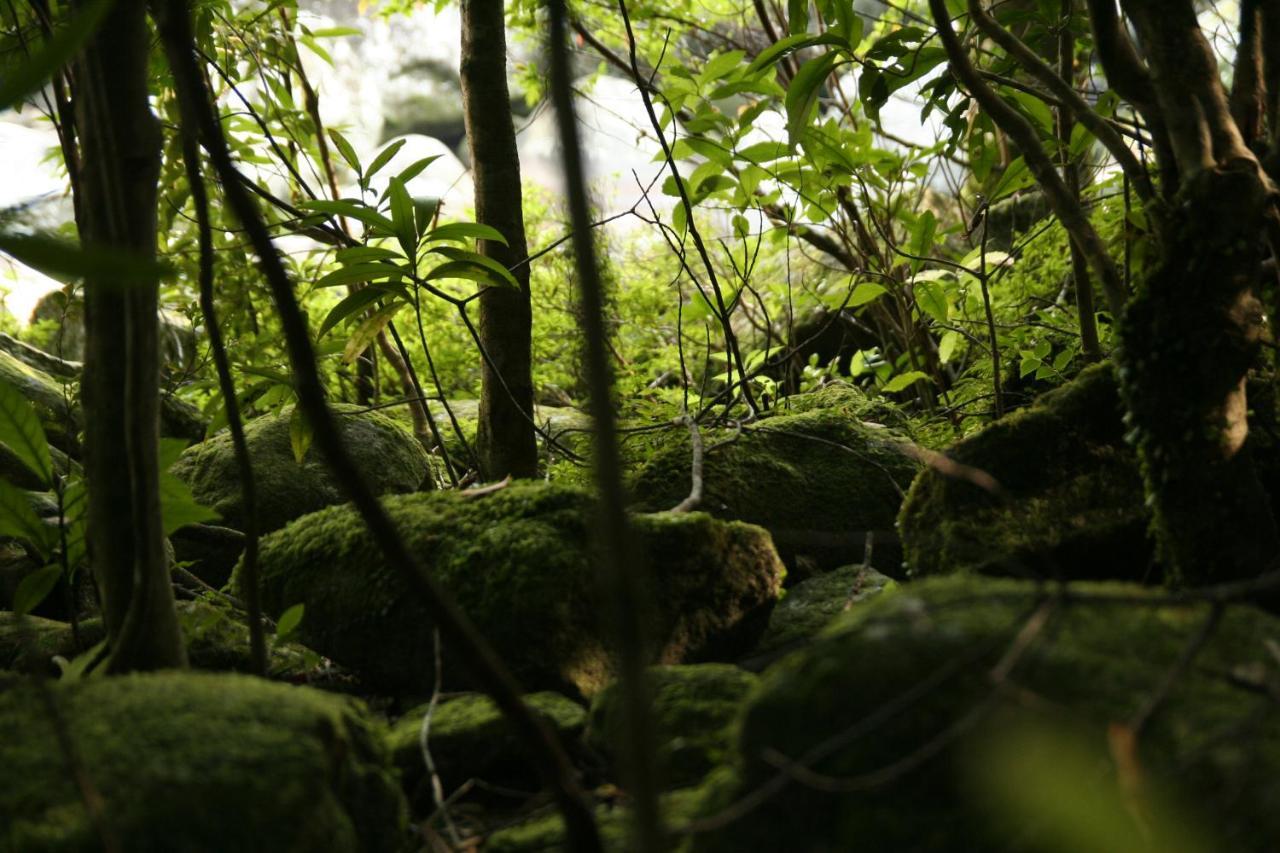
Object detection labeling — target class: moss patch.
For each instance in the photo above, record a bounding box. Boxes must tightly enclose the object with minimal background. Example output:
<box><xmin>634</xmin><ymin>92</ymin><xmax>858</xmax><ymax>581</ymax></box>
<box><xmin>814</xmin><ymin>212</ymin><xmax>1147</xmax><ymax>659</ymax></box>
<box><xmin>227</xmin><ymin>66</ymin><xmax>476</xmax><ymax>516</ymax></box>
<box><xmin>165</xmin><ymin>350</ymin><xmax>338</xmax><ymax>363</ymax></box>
<box><xmin>484</xmin><ymin>786</ymin><xmax>706</xmax><ymax>853</ymax></box>
<box><xmin>898</xmin><ymin>363</ymin><xmax>1152</xmax><ymax>580</ymax></box>
<box><xmin>587</xmin><ymin>664</ymin><xmax>757</xmax><ymax>789</ymax></box>
<box><xmin>689</xmin><ymin>575</ymin><xmax>1280</xmax><ymax>852</ymax></box>
<box><xmin>387</xmin><ymin>691</ymin><xmax>584</xmax><ymax>804</ymax></box>
<box><xmin>751</xmin><ymin>563</ymin><xmax>892</xmax><ymax>658</ymax></box>
<box><xmin>172</xmin><ymin>404</ymin><xmax>431</xmax><ymax>533</ymax></box>
<box><xmin>0</xmin><ymin>671</ymin><xmax>408</xmax><ymax>852</ymax></box>
<box><xmin>237</xmin><ymin>482</ymin><xmax>784</xmax><ymax>696</ymax></box>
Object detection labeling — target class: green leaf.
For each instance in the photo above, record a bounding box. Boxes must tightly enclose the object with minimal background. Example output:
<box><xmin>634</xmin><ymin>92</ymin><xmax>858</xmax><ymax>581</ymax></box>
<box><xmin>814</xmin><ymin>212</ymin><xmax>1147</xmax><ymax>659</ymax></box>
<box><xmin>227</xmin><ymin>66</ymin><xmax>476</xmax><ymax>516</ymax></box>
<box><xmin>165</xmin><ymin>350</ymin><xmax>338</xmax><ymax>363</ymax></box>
<box><xmin>0</xmin><ymin>232</ymin><xmax>172</xmax><ymax>284</ymax></box>
<box><xmin>309</xmin><ymin>26</ymin><xmax>361</xmax><ymax>37</ymax></box>
<box><xmin>747</xmin><ymin>32</ymin><xmax>847</xmax><ymax>74</ymax></box>
<box><xmin>423</xmin><ymin>222</ymin><xmax>509</xmax><ymax>246</ymax></box>
<box><xmin>0</xmin><ymin>379</ymin><xmax>50</xmax><ymax>486</ymax></box>
<box><xmin>0</xmin><ymin>479</ymin><xmax>54</xmax><ymax>554</ymax></box>
<box><xmin>426</xmin><ymin>246</ymin><xmax>519</xmax><ymax>288</ymax></box>
<box><xmin>938</xmin><ymin>329</ymin><xmax>961</xmax><ymax>363</ymax></box>
<box><xmin>289</xmin><ymin>406</ymin><xmax>313</xmax><ymax>464</ymax></box>
<box><xmin>0</xmin><ymin>0</ymin><xmax>111</xmax><ymax>110</ymax></box>
<box><xmin>915</xmin><ymin>278</ymin><xmax>948</xmax><ymax>324</ymax></box>
<box><xmin>318</xmin><ymin>287</ymin><xmax>389</xmax><ymax>338</ymax></box>
<box><xmin>275</xmin><ymin>603</ymin><xmax>305</xmax><ymax>640</ymax></box>
<box><xmin>414</xmin><ymin>197</ymin><xmax>441</xmax><ymax>237</ymax></box>
<box><xmin>296</xmin><ymin>199</ymin><xmax>397</xmax><ymax>235</ymax></box>
<box><xmin>849</xmin><ymin>281</ymin><xmax>887</xmax><ymax>307</ymax></box>
<box><xmin>387</xmin><ymin>177</ymin><xmax>416</xmax><ymax>256</ymax></box>
<box><xmin>364</xmin><ymin>139</ymin><xmax>406</xmax><ymax>182</ymax></box>
<box><xmin>335</xmin><ymin>246</ymin><xmax>402</xmax><ymax>264</ymax></box>
<box><xmin>314</xmin><ymin>262</ymin><xmax>403</xmax><ymax>289</ymax></box>
<box><xmin>422</xmin><ymin>260</ymin><xmax>514</xmax><ymax>289</ymax></box>
<box><xmin>882</xmin><ymin>371</ymin><xmax>929</xmax><ymax>394</ymax></box>
<box><xmin>700</xmin><ymin>50</ymin><xmax>746</xmax><ymax>83</ymax></box>
<box><xmin>392</xmin><ymin>156</ymin><xmax>442</xmax><ymax>187</ymax></box>
<box><xmin>785</xmin><ymin>53</ymin><xmax>840</xmax><ymax>148</ymax></box>
<box><xmin>159</xmin><ymin>438</ymin><xmax>218</xmax><ymax>535</ymax></box>
<box><xmin>342</xmin><ymin>301</ymin><xmax>404</xmax><ymax>364</ymax></box>
<box><xmin>13</xmin><ymin>564</ymin><xmax>61</xmax><ymax>616</ymax></box>
<box><xmin>327</xmin><ymin>129</ymin><xmax>362</xmax><ymax>175</ymax></box>
<box><xmin>788</xmin><ymin>0</ymin><xmax>809</xmax><ymax>35</ymax></box>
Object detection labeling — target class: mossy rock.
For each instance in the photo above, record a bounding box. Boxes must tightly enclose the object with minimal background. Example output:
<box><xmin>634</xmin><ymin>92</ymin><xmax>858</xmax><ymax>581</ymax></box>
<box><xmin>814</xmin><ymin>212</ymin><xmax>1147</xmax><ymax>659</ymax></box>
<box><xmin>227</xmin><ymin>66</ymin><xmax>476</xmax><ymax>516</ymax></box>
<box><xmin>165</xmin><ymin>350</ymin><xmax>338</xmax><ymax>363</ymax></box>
<box><xmin>620</xmin><ymin>405</ymin><xmax>920</xmax><ymax>571</ymax></box>
<box><xmin>484</xmin><ymin>786</ymin><xmax>706</xmax><ymax>853</ymax></box>
<box><xmin>776</xmin><ymin>382</ymin><xmax>911</xmax><ymax>431</ymax></box>
<box><xmin>238</xmin><ymin>482</ymin><xmax>784</xmax><ymax>696</ymax></box>
<box><xmin>0</xmin><ymin>349</ymin><xmax>79</xmax><ymax>454</ymax></box>
<box><xmin>587</xmin><ymin>664</ymin><xmax>757</xmax><ymax>788</ymax></box>
<box><xmin>689</xmin><ymin>576</ymin><xmax>1280</xmax><ymax>852</ymax></box>
<box><xmin>750</xmin><ymin>563</ymin><xmax>892</xmax><ymax>659</ymax></box>
<box><xmin>172</xmin><ymin>404</ymin><xmax>432</xmax><ymax>534</ymax></box>
<box><xmin>0</xmin><ymin>672</ymin><xmax>408</xmax><ymax>852</ymax></box>
<box><xmin>0</xmin><ymin>599</ymin><xmax>321</xmax><ymax>680</ymax></box>
<box><xmin>898</xmin><ymin>363</ymin><xmax>1152</xmax><ymax>581</ymax></box>
<box><xmin>387</xmin><ymin>691</ymin><xmax>585</xmax><ymax>804</ymax></box>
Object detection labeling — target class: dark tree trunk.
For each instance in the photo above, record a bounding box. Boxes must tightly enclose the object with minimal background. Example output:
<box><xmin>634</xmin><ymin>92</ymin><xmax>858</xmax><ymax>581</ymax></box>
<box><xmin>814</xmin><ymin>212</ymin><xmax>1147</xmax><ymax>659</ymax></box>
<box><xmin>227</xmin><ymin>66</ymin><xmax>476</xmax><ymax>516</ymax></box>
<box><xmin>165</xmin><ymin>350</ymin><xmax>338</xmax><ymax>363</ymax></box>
<box><xmin>461</xmin><ymin>0</ymin><xmax>538</xmax><ymax>480</ymax></box>
<box><xmin>1113</xmin><ymin>0</ymin><xmax>1279</xmax><ymax>583</ymax></box>
<box><xmin>74</xmin><ymin>0</ymin><xmax>185</xmax><ymax>669</ymax></box>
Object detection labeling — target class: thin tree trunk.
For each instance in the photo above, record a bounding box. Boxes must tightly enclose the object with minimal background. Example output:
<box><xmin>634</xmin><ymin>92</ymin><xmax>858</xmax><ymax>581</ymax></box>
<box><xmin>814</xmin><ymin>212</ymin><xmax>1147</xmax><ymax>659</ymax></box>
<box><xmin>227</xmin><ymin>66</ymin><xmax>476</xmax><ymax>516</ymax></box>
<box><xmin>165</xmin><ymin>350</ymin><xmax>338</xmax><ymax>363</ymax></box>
<box><xmin>461</xmin><ymin>0</ymin><xmax>538</xmax><ymax>480</ymax></box>
<box><xmin>74</xmin><ymin>0</ymin><xmax>184</xmax><ymax>670</ymax></box>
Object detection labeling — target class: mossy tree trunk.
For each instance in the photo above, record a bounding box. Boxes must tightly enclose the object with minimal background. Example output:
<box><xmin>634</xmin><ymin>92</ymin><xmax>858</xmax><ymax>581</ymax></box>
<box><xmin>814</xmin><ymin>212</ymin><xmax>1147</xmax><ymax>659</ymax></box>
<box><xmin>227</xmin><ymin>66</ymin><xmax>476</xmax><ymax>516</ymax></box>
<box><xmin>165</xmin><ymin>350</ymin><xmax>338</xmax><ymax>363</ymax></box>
<box><xmin>936</xmin><ymin>0</ymin><xmax>1280</xmax><ymax>585</ymax></box>
<box><xmin>461</xmin><ymin>0</ymin><xmax>538</xmax><ymax>480</ymax></box>
<box><xmin>73</xmin><ymin>0</ymin><xmax>185</xmax><ymax>670</ymax></box>
<box><xmin>1110</xmin><ymin>0</ymin><xmax>1279</xmax><ymax>584</ymax></box>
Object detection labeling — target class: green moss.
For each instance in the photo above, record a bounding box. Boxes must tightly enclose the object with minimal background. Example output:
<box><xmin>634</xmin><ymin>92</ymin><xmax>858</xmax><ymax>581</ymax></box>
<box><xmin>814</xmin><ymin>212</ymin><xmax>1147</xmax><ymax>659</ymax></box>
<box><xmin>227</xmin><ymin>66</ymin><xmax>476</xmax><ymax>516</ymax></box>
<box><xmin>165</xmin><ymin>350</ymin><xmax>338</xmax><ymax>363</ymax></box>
<box><xmin>582</xmin><ymin>405</ymin><xmax>920</xmax><ymax>572</ymax></box>
<box><xmin>172</xmin><ymin>404</ymin><xmax>431</xmax><ymax>533</ymax></box>
<box><xmin>484</xmin><ymin>786</ymin><xmax>706</xmax><ymax>853</ymax></box>
<box><xmin>587</xmin><ymin>664</ymin><xmax>757</xmax><ymax>788</ymax></box>
<box><xmin>236</xmin><ymin>482</ymin><xmax>784</xmax><ymax>695</ymax></box>
<box><xmin>0</xmin><ymin>613</ymin><xmax>102</xmax><ymax>676</ymax></box>
<box><xmin>0</xmin><ymin>349</ymin><xmax>79</xmax><ymax>454</ymax></box>
<box><xmin>898</xmin><ymin>363</ymin><xmax>1151</xmax><ymax>580</ymax></box>
<box><xmin>689</xmin><ymin>576</ymin><xmax>1280</xmax><ymax>852</ymax></box>
<box><xmin>0</xmin><ymin>671</ymin><xmax>408</xmax><ymax>852</ymax></box>
<box><xmin>386</xmin><ymin>691</ymin><xmax>584</xmax><ymax>800</ymax></box>
<box><xmin>752</xmin><ymin>563</ymin><xmax>892</xmax><ymax>657</ymax></box>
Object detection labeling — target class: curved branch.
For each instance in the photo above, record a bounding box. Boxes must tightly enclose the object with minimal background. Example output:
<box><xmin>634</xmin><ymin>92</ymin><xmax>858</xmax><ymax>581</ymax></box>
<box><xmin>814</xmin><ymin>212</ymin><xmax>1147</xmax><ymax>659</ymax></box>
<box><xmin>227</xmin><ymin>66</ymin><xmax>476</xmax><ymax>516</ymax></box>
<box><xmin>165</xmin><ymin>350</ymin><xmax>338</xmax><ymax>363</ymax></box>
<box><xmin>967</xmin><ymin>0</ymin><xmax>1156</xmax><ymax>204</ymax></box>
<box><xmin>929</xmin><ymin>0</ymin><xmax>1127</xmax><ymax>314</ymax></box>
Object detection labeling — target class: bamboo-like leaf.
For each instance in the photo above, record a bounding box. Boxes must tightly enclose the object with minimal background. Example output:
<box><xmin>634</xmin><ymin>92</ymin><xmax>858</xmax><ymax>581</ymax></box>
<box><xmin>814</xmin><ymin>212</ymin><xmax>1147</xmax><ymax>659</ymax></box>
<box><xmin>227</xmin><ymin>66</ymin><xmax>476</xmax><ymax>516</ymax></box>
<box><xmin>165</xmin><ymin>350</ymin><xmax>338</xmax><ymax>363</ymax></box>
<box><xmin>314</xmin><ymin>262</ymin><xmax>403</xmax><ymax>289</ymax></box>
<box><xmin>318</xmin><ymin>287</ymin><xmax>388</xmax><ymax>338</ymax></box>
<box><xmin>13</xmin><ymin>564</ymin><xmax>61</xmax><ymax>616</ymax></box>
<box><xmin>289</xmin><ymin>406</ymin><xmax>313</xmax><ymax>464</ymax></box>
<box><xmin>364</xmin><ymin>140</ymin><xmax>406</xmax><ymax>182</ymax></box>
<box><xmin>0</xmin><ymin>479</ymin><xmax>54</xmax><ymax>555</ymax></box>
<box><xmin>0</xmin><ymin>232</ymin><xmax>172</xmax><ymax>284</ymax></box>
<box><xmin>342</xmin><ymin>301</ymin><xmax>404</xmax><ymax>364</ymax></box>
<box><xmin>388</xmin><ymin>177</ymin><xmax>416</xmax><ymax>257</ymax></box>
<box><xmin>296</xmin><ymin>199</ymin><xmax>396</xmax><ymax>236</ymax></box>
<box><xmin>424</xmin><ymin>222</ymin><xmax>508</xmax><ymax>246</ymax></box>
<box><xmin>0</xmin><ymin>0</ymin><xmax>111</xmax><ymax>110</ymax></box>
<box><xmin>425</xmin><ymin>246</ymin><xmax>519</xmax><ymax>287</ymax></box>
<box><xmin>422</xmin><ymin>260</ymin><xmax>515</xmax><ymax>288</ymax></box>
<box><xmin>0</xmin><ymin>379</ymin><xmax>51</xmax><ymax>486</ymax></box>
<box><xmin>327</xmin><ymin>129</ymin><xmax>362</xmax><ymax>175</ymax></box>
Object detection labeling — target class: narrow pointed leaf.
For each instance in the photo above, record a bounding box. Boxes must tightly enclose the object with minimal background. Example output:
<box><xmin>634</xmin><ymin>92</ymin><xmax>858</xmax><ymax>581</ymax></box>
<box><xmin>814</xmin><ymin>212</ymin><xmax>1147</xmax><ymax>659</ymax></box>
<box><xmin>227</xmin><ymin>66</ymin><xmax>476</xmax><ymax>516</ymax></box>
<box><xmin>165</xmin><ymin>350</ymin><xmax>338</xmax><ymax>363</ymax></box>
<box><xmin>0</xmin><ymin>379</ymin><xmax>51</xmax><ymax>486</ymax></box>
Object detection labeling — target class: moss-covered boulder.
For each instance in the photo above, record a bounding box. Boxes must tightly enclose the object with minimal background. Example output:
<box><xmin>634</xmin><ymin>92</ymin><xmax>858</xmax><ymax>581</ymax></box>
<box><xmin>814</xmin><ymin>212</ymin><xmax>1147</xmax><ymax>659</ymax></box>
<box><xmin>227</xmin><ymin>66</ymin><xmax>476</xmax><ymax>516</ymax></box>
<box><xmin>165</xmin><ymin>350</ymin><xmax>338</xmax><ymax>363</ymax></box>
<box><xmin>387</xmin><ymin>691</ymin><xmax>585</xmax><ymax>804</ymax></box>
<box><xmin>750</xmin><ymin>563</ymin><xmax>892</xmax><ymax>659</ymax></box>
<box><xmin>172</xmin><ymin>404</ymin><xmax>432</xmax><ymax>533</ymax></box>
<box><xmin>239</xmin><ymin>482</ymin><xmax>784</xmax><ymax>696</ymax></box>
<box><xmin>618</xmin><ymin>404</ymin><xmax>919</xmax><ymax>571</ymax></box>
<box><xmin>0</xmin><ymin>349</ymin><xmax>79</xmax><ymax>454</ymax></box>
<box><xmin>690</xmin><ymin>576</ymin><xmax>1280</xmax><ymax>852</ymax></box>
<box><xmin>587</xmin><ymin>664</ymin><xmax>757</xmax><ymax>788</ymax></box>
<box><xmin>0</xmin><ymin>599</ymin><xmax>323</xmax><ymax>680</ymax></box>
<box><xmin>898</xmin><ymin>363</ymin><xmax>1151</xmax><ymax>580</ymax></box>
<box><xmin>483</xmin><ymin>787</ymin><xmax>707</xmax><ymax>852</ymax></box>
<box><xmin>0</xmin><ymin>672</ymin><xmax>408</xmax><ymax>852</ymax></box>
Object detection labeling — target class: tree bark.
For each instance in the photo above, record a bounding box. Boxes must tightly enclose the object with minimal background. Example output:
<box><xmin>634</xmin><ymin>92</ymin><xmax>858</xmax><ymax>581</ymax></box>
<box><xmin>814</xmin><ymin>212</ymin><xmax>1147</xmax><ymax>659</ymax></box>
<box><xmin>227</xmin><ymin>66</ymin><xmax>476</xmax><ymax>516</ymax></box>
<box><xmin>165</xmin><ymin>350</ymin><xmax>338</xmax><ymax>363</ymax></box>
<box><xmin>74</xmin><ymin>0</ymin><xmax>185</xmax><ymax>670</ymax></box>
<box><xmin>461</xmin><ymin>0</ymin><xmax>537</xmax><ymax>480</ymax></box>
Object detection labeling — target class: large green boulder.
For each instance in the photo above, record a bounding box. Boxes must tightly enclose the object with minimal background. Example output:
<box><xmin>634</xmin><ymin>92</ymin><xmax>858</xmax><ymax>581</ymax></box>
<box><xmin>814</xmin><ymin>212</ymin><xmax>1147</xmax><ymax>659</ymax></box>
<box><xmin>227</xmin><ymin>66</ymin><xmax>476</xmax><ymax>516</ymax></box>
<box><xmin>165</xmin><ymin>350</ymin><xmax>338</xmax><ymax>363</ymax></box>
<box><xmin>690</xmin><ymin>576</ymin><xmax>1280</xmax><ymax>852</ymax></box>
<box><xmin>172</xmin><ymin>404</ymin><xmax>432</xmax><ymax>533</ymax></box>
<box><xmin>387</xmin><ymin>691</ymin><xmax>585</xmax><ymax>806</ymax></box>
<box><xmin>619</xmin><ymin>402</ymin><xmax>920</xmax><ymax>571</ymax></box>
<box><xmin>587</xmin><ymin>664</ymin><xmax>757</xmax><ymax>788</ymax></box>
<box><xmin>0</xmin><ymin>672</ymin><xmax>408</xmax><ymax>852</ymax></box>
<box><xmin>749</xmin><ymin>563</ymin><xmax>892</xmax><ymax>660</ymax></box>
<box><xmin>898</xmin><ymin>364</ymin><xmax>1151</xmax><ymax>580</ymax></box>
<box><xmin>238</xmin><ymin>482</ymin><xmax>784</xmax><ymax>696</ymax></box>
